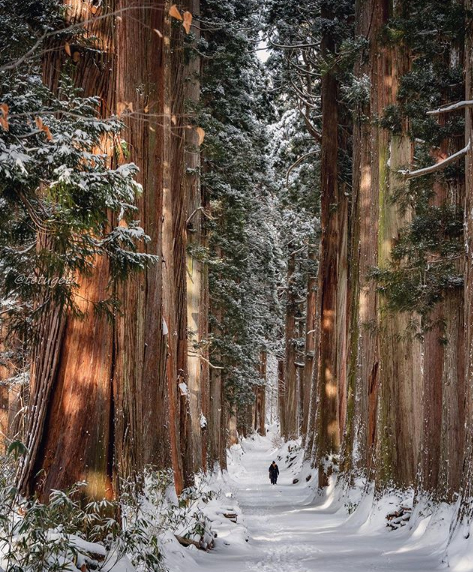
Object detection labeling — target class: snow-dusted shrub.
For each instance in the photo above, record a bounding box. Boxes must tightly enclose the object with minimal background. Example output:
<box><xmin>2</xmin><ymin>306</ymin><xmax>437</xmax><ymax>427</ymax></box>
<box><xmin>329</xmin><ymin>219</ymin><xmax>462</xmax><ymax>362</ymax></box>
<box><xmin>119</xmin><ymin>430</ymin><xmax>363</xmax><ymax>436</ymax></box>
<box><xmin>117</xmin><ymin>469</ymin><xmax>176</xmax><ymax>571</ymax></box>
<box><xmin>0</xmin><ymin>449</ymin><xmax>217</xmax><ymax>572</ymax></box>
<box><xmin>174</xmin><ymin>476</ymin><xmax>216</xmax><ymax>549</ymax></box>
<box><xmin>0</xmin><ymin>470</ymin><xmax>117</xmax><ymax>571</ymax></box>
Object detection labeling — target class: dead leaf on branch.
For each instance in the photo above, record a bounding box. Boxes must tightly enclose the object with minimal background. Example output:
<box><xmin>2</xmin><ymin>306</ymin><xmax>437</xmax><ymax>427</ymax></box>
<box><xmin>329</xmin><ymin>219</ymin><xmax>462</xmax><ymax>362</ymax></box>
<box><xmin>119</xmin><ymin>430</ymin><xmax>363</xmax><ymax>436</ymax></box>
<box><xmin>153</xmin><ymin>28</ymin><xmax>163</xmax><ymax>38</ymax></box>
<box><xmin>117</xmin><ymin>101</ymin><xmax>134</xmax><ymax>116</ymax></box>
<box><xmin>196</xmin><ymin>126</ymin><xmax>205</xmax><ymax>145</ymax></box>
<box><xmin>169</xmin><ymin>4</ymin><xmax>183</xmax><ymax>21</ymax></box>
<box><xmin>43</xmin><ymin>126</ymin><xmax>53</xmax><ymax>142</ymax></box>
<box><xmin>35</xmin><ymin>117</ymin><xmax>54</xmax><ymax>142</ymax></box>
<box><xmin>183</xmin><ymin>11</ymin><xmax>193</xmax><ymax>34</ymax></box>
<box><xmin>64</xmin><ymin>42</ymin><xmax>72</xmax><ymax>56</ymax></box>
<box><xmin>0</xmin><ymin>103</ymin><xmax>9</xmax><ymax>131</ymax></box>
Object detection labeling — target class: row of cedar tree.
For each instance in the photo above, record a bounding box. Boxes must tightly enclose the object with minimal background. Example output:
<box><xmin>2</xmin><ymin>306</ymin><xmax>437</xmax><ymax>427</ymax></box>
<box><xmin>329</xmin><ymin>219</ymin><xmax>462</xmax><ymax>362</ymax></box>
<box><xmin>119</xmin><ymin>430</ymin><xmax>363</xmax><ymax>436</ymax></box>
<box><xmin>2</xmin><ymin>0</ymin><xmax>277</xmax><ymax>502</ymax></box>
<box><xmin>3</xmin><ymin>0</ymin><xmax>473</xmax><ymax>530</ymax></box>
<box><xmin>3</xmin><ymin>0</ymin><xmax>232</xmax><ymax>501</ymax></box>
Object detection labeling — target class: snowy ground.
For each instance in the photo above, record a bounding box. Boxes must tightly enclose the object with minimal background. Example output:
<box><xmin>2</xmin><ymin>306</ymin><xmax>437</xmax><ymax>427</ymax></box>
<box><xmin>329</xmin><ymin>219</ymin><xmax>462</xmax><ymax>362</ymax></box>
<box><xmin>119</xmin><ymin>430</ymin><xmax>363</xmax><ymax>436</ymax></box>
<box><xmin>168</xmin><ymin>429</ymin><xmax>473</xmax><ymax>572</ymax></box>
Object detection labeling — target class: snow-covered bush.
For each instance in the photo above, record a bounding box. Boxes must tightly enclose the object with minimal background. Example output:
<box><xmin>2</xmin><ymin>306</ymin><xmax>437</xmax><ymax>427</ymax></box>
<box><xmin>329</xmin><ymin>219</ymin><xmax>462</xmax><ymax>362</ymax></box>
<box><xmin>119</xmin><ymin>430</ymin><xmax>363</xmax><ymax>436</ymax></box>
<box><xmin>0</xmin><ymin>448</ymin><xmax>118</xmax><ymax>572</ymax></box>
<box><xmin>0</xmin><ymin>448</ymin><xmax>218</xmax><ymax>572</ymax></box>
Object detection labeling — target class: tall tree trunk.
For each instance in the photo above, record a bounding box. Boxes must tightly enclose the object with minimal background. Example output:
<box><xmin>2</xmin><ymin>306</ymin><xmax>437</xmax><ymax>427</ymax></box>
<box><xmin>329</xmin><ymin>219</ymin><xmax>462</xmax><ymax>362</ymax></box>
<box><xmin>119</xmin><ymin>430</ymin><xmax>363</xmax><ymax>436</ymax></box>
<box><xmin>342</xmin><ymin>0</ymin><xmax>386</xmax><ymax>477</ymax></box>
<box><xmin>315</xmin><ymin>1</ymin><xmax>340</xmax><ymax>487</ymax></box>
<box><xmin>162</xmin><ymin>0</ymin><xmax>185</xmax><ymax>495</ymax></box>
<box><xmin>113</xmin><ymin>0</ymin><xmax>171</xmax><ymax>488</ymax></box>
<box><xmin>301</xmin><ymin>247</ymin><xmax>317</xmax><ymax>439</ymax></box>
<box><xmin>200</xmin><ymin>200</ymin><xmax>211</xmax><ymax>469</ymax></box>
<box><xmin>185</xmin><ymin>0</ymin><xmax>204</xmax><ymax>476</ymax></box>
<box><xmin>208</xmin><ymin>247</ymin><xmax>226</xmax><ymax>470</ymax></box>
<box><xmin>375</xmin><ymin>4</ymin><xmax>423</xmax><ymax>487</ymax></box>
<box><xmin>19</xmin><ymin>1</ymin><xmax>117</xmax><ymax>499</ymax></box>
<box><xmin>171</xmin><ymin>1</ymin><xmax>193</xmax><ymax>489</ymax></box>
<box><xmin>336</xmin><ymin>116</ymin><xmax>350</xmax><ymax>447</ymax></box>
<box><xmin>254</xmin><ymin>351</ymin><xmax>267</xmax><ymax>435</ymax></box>
<box><xmin>419</xmin><ymin>93</ymin><xmax>465</xmax><ymax>500</ymax></box>
<box><xmin>20</xmin><ymin>0</ymin><xmax>186</xmax><ymax>500</ymax></box>
<box><xmin>305</xmin><ymin>249</ymin><xmax>321</xmax><ymax>462</ymax></box>
<box><xmin>284</xmin><ymin>250</ymin><xmax>298</xmax><ymax>439</ymax></box>
<box><xmin>277</xmin><ymin>358</ymin><xmax>286</xmax><ymax>437</ymax></box>
<box><xmin>453</xmin><ymin>0</ymin><xmax>473</xmax><ymax>529</ymax></box>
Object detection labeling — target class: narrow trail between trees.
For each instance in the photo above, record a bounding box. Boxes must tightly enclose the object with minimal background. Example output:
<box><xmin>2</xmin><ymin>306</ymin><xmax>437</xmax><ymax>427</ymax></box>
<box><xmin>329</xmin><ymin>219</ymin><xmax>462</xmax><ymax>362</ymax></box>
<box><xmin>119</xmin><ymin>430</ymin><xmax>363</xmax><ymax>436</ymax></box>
<box><xmin>189</xmin><ymin>433</ymin><xmax>446</xmax><ymax>572</ymax></box>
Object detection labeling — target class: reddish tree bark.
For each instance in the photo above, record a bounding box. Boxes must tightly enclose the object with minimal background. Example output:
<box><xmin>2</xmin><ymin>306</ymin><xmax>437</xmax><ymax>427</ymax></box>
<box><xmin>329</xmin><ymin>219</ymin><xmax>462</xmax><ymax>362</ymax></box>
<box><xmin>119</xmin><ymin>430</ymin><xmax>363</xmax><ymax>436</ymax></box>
<box><xmin>342</xmin><ymin>0</ymin><xmax>386</xmax><ymax>477</ymax></box>
<box><xmin>284</xmin><ymin>250</ymin><xmax>299</xmax><ymax>440</ymax></box>
<box><xmin>375</xmin><ymin>1</ymin><xmax>424</xmax><ymax>489</ymax></box>
<box><xmin>19</xmin><ymin>0</ymin><xmax>117</xmax><ymax>499</ymax></box>
<box><xmin>113</xmin><ymin>0</ymin><xmax>171</xmax><ymax>484</ymax></box>
<box><xmin>19</xmin><ymin>0</ymin><xmax>190</xmax><ymax>500</ymax></box>
<box><xmin>314</xmin><ymin>2</ymin><xmax>341</xmax><ymax>487</ymax></box>
<box><xmin>453</xmin><ymin>0</ymin><xmax>473</xmax><ymax>526</ymax></box>
<box><xmin>254</xmin><ymin>351</ymin><xmax>267</xmax><ymax>436</ymax></box>
<box><xmin>301</xmin><ymin>247</ymin><xmax>317</xmax><ymax>439</ymax></box>
<box><xmin>185</xmin><ymin>0</ymin><xmax>205</xmax><ymax>475</ymax></box>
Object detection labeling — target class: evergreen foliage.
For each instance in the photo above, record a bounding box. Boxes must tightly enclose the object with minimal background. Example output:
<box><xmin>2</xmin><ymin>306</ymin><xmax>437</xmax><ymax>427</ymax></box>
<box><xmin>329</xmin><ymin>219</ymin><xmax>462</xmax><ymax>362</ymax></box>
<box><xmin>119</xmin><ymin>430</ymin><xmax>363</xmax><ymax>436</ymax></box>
<box><xmin>265</xmin><ymin>0</ymin><xmax>353</xmax><ymax>375</ymax></box>
<box><xmin>0</xmin><ymin>0</ymin><xmax>152</xmax><ymax>344</ymax></box>
<box><xmin>372</xmin><ymin>0</ymin><xmax>466</xmax><ymax>319</ymax></box>
<box><xmin>199</xmin><ymin>0</ymin><xmax>282</xmax><ymax>411</ymax></box>
<box><xmin>371</xmin><ymin>204</ymin><xmax>463</xmax><ymax>316</ymax></box>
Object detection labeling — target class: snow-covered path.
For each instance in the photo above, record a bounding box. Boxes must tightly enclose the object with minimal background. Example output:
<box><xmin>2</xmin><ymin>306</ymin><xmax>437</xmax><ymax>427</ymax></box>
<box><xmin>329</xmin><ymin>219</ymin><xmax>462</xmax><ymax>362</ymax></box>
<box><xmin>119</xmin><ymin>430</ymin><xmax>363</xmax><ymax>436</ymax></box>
<box><xmin>188</xmin><ymin>433</ymin><xmax>450</xmax><ymax>572</ymax></box>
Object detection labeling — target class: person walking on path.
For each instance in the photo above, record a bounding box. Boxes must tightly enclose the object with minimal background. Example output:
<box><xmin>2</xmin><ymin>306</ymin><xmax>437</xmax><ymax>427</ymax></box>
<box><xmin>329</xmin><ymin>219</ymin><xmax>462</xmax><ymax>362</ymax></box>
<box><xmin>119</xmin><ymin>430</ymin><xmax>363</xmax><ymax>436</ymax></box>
<box><xmin>269</xmin><ymin>461</ymin><xmax>279</xmax><ymax>485</ymax></box>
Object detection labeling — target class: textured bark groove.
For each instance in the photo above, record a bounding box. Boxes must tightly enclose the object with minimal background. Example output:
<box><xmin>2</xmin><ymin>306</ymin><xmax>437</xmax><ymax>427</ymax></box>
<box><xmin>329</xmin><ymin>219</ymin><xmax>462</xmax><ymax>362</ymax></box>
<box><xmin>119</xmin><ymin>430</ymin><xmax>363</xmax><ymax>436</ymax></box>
<box><xmin>185</xmin><ymin>0</ymin><xmax>205</xmax><ymax>475</ymax></box>
<box><xmin>20</xmin><ymin>0</ymin><xmax>118</xmax><ymax>499</ymax></box>
<box><xmin>283</xmin><ymin>250</ymin><xmax>298</xmax><ymax>440</ymax></box>
<box><xmin>314</xmin><ymin>4</ymin><xmax>341</xmax><ymax>485</ymax></box>
<box><xmin>20</xmin><ymin>0</ymin><xmax>186</xmax><ymax>500</ymax></box>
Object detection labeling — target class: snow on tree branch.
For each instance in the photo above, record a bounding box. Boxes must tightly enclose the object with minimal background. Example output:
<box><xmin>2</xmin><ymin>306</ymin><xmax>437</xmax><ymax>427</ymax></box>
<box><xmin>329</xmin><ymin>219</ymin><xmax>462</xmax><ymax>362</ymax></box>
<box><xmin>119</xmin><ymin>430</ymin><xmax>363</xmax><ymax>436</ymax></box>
<box><xmin>269</xmin><ymin>39</ymin><xmax>320</xmax><ymax>50</ymax></box>
<box><xmin>427</xmin><ymin>100</ymin><xmax>473</xmax><ymax>115</ymax></box>
<box><xmin>399</xmin><ymin>141</ymin><xmax>470</xmax><ymax>180</ymax></box>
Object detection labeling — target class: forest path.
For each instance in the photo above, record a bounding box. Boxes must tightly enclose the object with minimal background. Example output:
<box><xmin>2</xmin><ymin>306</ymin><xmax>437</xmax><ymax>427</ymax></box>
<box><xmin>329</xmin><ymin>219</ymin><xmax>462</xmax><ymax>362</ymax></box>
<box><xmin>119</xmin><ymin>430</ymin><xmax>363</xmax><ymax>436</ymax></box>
<box><xmin>189</xmin><ymin>434</ymin><xmax>445</xmax><ymax>572</ymax></box>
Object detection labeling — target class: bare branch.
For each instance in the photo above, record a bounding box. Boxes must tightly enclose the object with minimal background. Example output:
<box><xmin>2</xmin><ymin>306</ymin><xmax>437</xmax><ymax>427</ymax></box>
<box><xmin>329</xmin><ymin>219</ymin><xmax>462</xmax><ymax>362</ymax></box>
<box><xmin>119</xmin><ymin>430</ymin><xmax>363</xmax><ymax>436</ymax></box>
<box><xmin>289</xmin><ymin>59</ymin><xmax>321</xmax><ymax>78</ymax></box>
<box><xmin>286</xmin><ymin>150</ymin><xmax>319</xmax><ymax>187</ymax></box>
<box><xmin>399</xmin><ymin>141</ymin><xmax>470</xmax><ymax>180</ymax></box>
<box><xmin>269</xmin><ymin>39</ymin><xmax>319</xmax><ymax>50</ymax></box>
<box><xmin>188</xmin><ymin>352</ymin><xmax>224</xmax><ymax>370</ymax></box>
<box><xmin>298</xmin><ymin>104</ymin><xmax>321</xmax><ymax>143</ymax></box>
<box><xmin>427</xmin><ymin>100</ymin><xmax>473</xmax><ymax>116</ymax></box>
<box><xmin>289</xmin><ymin>76</ymin><xmax>319</xmax><ymax>109</ymax></box>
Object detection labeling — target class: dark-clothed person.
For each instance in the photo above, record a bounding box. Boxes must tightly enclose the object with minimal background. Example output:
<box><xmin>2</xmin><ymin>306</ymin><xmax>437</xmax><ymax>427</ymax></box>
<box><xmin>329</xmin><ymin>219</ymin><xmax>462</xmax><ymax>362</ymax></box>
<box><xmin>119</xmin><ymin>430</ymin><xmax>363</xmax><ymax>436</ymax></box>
<box><xmin>269</xmin><ymin>461</ymin><xmax>279</xmax><ymax>485</ymax></box>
